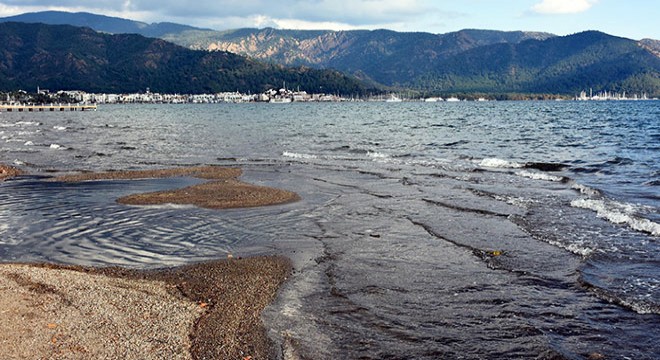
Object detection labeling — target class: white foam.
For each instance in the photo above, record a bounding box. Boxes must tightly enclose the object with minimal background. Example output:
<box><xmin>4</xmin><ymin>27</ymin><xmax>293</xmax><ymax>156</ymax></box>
<box><xmin>367</xmin><ymin>151</ymin><xmax>394</xmax><ymax>163</ymax></box>
<box><xmin>367</xmin><ymin>151</ymin><xmax>389</xmax><ymax>159</ymax></box>
<box><xmin>53</xmin><ymin>126</ymin><xmax>67</xmax><ymax>131</ymax></box>
<box><xmin>571</xmin><ymin>199</ymin><xmax>660</xmax><ymax>236</ymax></box>
<box><xmin>50</xmin><ymin>143</ymin><xmax>65</xmax><ymax>150</ymax></box>
<box><xmin>547</xmin><ymin>238</ymin><xmax>594</xmax><ymax>257</ymax></box>
<box><xmin>494</xmin><ymin>194</ymin><xmax>537</xmax><ymax>207</ymax></box>
<box><xmin>571</xmin><ymin>183</ymin><xmax>601</xmax><ymax>197</ymax></box>
<box><xmin>478</xmin><ymin>158</ymin><xmax>524</xmax><ymax>169</ymax></box>
<box><xmin>283</xmin><ymin>151</ymin><xmax>318</xmax><ymax>159</ymax></box>
<box><xmin>517</xmin><ymin>170</ymin><xmax>564</xmax><ymax>182</ymax></box>
<box><xmin>15</xmin><ymin>121</ymin><xmax>41</xmax><ymax>126</ymax></box>
<box><xmin>13</xmin><ymin>159</ymin><xmax>25</xmax><ymax>166</ymax></box>
<box><xmin>24</xmin><ymin>141</ymin><xmax>34</xmax><ymax>146</ymax></box>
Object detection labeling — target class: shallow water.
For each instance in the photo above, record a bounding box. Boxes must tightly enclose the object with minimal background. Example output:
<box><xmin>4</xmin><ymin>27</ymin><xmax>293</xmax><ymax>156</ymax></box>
<box><xmin>1</xmin><ymin>101</ymin><xmax>658</xmax><ymax>358</ymax></box>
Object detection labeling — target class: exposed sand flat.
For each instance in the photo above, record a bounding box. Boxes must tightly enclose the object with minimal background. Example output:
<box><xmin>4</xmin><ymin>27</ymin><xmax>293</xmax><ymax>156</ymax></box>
<box><xmin>53</xmin><ymin>165</ymin><xmax>301</xmax><ymax>209</ymax></box>
<box><xmin>0</xmin><ymin>256</ymin><xmax>292</xmax><ymax>360</ymax></box>
<box><xmin>117</xmin><ymin>178</ymin><xmax>300</xmax><ymax>209</ymax></box>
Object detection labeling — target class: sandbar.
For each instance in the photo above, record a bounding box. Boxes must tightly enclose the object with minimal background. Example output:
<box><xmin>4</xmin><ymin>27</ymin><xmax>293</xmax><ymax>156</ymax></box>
<box><xmin>54</xmin><ymin>166</ymin><xmax>301</xmax><ymax>209</ymax></box>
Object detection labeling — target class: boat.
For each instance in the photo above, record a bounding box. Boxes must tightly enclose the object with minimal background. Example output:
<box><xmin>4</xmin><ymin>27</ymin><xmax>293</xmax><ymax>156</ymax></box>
<box><xmin>385</xmin><ymin>94</ymin><xmax>403</xmax><ymax>103</ymax></box>
<box><xmin>269</xmin><ymin>97</ymin><xmax>292</xmax><ymax>103</ymax></box>
<box><xmin>424</xmin><ymin>97</ymin><xmax>443</xmax><ymax>102</ymax></box>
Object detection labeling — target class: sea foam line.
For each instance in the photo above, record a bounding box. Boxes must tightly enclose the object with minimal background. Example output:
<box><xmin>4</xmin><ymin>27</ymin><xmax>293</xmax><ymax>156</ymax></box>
<box><xmin>478</xmin><ymin>158</ymin><xmax>524</xmax><ymax>169</ymax></box>
<box><xmin>571</xmin><ymin>198</ymin><xmax>660</xmax><ymax>236</ymax></box>
<box><xmin>282</xmin><ymin>151</ymin><xmax>318</xmax><ymax>159</ymax></box>
<box><xmin>516</xmin><ymin>170</ymin><xmax>565</xmax><ymax>182</ymax></box>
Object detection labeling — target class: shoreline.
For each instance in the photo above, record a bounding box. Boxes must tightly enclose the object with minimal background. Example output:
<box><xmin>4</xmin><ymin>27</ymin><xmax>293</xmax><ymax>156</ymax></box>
<box><xmin>1</xmin><ymin>165</ymin><xmax>301</xmax><ymax>358</ymax></box>
<box><xmin>0</xmin><ymin>256</ymin><xmax>292</xmax><ymax>359</ymax></box>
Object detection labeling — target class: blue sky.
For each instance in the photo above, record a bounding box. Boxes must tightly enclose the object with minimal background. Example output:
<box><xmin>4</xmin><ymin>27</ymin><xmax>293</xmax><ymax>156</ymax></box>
<box><xmin>0</xmin><ymin>0</ymin><xmax>657</xmax><ymax>39</ymax></box>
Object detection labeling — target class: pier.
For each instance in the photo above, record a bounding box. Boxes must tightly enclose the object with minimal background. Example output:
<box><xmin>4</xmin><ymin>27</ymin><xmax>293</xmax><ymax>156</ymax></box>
<box><xmin>0</xmin><ymin>104</ymin><xmax>97</xmax><ymax>112</ymax></box>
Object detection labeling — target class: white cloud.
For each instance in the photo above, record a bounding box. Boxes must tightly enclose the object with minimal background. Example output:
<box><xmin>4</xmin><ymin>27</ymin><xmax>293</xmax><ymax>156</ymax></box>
<box><xmin>0</xmin><ymin>0</ymin><xmax>437</xmax><ymax>27</ymax></box>
<box><xmin>531</xmin><ymin>0</ymin><xmax>598</xmax><ymax>14</ymax></box>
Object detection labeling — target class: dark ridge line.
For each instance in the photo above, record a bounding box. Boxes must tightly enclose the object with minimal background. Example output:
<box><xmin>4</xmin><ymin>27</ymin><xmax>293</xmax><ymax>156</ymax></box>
<box><xmin>312</xmin><ymin>177</ymin><xmax>393</xmax><ymax>199</ymax></box>
<box><xmin>406</xmin><ymin>216</ymin><xmax>533</xmax><ymax>277</ymax></box>
<box><xmin>406</xmin><ymin>217</ymin><xmax>498</xmax><ymax>263</ymax></box>
<box><xmin>422</xmin><ymin>198</ymin><xmax>510</xmax><ymax>217</ymax></box>
<box><xmin>523</xmin><ymin>162</ymin><xmax>568</xmax><ymax>172</ymax></box>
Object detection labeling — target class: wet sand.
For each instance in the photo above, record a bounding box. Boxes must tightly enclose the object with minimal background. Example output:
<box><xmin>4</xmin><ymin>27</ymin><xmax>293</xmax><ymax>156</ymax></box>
<box><xmin>1</xmin><ymin>166</ymin><xmax>299</xmax><ymax>359</ymax></box>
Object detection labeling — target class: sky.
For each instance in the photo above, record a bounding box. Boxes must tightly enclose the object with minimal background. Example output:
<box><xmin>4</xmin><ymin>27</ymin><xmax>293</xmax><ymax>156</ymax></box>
<box><xmin>0</xmin><ymin>0</ymin><xmax>657</xmax><ymax>40</ymax></box>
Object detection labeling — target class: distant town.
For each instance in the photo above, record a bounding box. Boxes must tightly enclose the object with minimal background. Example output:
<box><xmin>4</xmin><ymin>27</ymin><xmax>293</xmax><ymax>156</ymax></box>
<box><xmin>0</xmin><ymin>87</ymin><xmax>657</xmax><ymax>109</ymax></box>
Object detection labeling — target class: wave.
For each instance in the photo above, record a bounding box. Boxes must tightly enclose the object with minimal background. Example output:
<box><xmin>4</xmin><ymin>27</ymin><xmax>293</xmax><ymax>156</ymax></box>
<box><xmin>441</xmin><ymin>140</ymin><xmax>470</xmax><ymax>147</ymax></box>
<box><xmin>579</xmin><ymin>264</ymin><xmax>660</xmax><ymax>315</ymax></box>
<box><xmin>644</xmin><ymin>179</ymin><xmax>660</xmax><ymax>186</ymax></box>
<box><xmin>282</xmin><ymin>151</ymin><xmax>318</xmax><ymax>160</ymax></box>
<box><xmin>523</xmin><ymin>162</ymin><xmax>567</xmax><ymax>172</ymax></box>
<box><xmin>478</xmin><ymin>158</ymin><xmax>524</xmax><ymax>169</ymax></box>
<box><xmin>367</xmin><ymin>151</ymin><xmax>391</xmax><ymax>160</ymax></box>
<box><xmin>516</xmin><ymin>170</ymin><xmax>565</xmax><ymax>182</ymax></box>
<box><xmin>546</xmin><ymin>238</ymin><xmax>594</xmax><ymax>257</ymax></box>
<box><xmin>571</xmin><ymin>198</ymin><xmax>660</xmax><ymax>236</ymax></box>
<box><xmin>0</xmin><ymin>121</ymin><xmax>41</xmax><ymax>128</ymax></box>
<box><xmin>582</xmin><ymin>279</ymin><xmax>660</xmax><ymax>315</ymax></box>
<box><xmin>571</xmin><ymin>183</ymin><xmax>601</xmax><ymax>197</ymax></box>
<box><xmin>478</xmin><ymin>158</ymin><xmax>570</xmax><ymax>173</ymax></box>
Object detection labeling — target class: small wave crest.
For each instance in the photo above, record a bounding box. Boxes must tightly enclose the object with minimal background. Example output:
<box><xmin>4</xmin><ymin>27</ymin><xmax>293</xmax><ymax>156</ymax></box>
<box><xmin>478</xmin><ymin>158</ymin><xmax>524</xmax><ymax>169</ymax></box>
<box><xmin>367</xmin><ymin>151</ymin><xmax>391</xmax><ymax>160</ymax></box>
<box><xmin>547</xmin><ymin>238</ymin><xmax>594</xmax><ymax>257</ymax></box>
<box><xmin>571</xmin><ymin>183</ymin><xmax>601</xmax><ymax>197</ymax></box>
<box><xmin>571</xmin><ymin>199</ymin><xmax>660</xmax><ymax>236</ymax></box>
<box><xmin>644</xmin><ymin>179</ymin><xmax>660</xmax><ymax>186</ymax></box>
<box><xmin>282</xmin><ymin>151</ymin><xmax>318</xmax><ymax>160</ymax></box>
<box><xmin>516</xmin><ymin>170</ymin><xmax>565</xmax><ymax>182</ymax></box>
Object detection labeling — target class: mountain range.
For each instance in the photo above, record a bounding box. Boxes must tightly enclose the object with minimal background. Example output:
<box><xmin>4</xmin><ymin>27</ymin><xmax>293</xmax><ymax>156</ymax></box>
<box><xmin>0</xmin><ymin>22</ymin><xmax>367</xmax><ymax>94</ymax></box>
<box><xmin>1</xmin><ymin>11</ymin><xmax>659</xmax><ymax>97</ymax></box>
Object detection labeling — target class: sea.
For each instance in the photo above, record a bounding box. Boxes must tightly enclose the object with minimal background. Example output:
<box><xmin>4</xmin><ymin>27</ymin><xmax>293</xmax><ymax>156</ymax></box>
<box><xmin>1</xmin><ymin>101</ymin><xmax>658</xmax><ymax>359</ymax></box>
